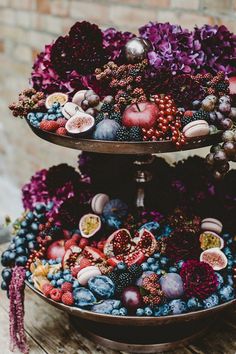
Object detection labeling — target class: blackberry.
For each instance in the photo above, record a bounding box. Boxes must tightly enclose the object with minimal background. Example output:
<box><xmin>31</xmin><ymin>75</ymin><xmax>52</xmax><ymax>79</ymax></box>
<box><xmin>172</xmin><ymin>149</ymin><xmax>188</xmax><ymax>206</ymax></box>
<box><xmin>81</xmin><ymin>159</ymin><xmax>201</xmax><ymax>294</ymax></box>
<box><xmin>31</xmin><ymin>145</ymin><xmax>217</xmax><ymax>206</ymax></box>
<box><xmin>193</xmin><ymin>110</ymin><xmax>210</xmax><ymax>123</ymax></box>
<box><xmin>110</xmin><ymin>112</ymin><xmax>122</xmax><ymax>125</ymax></box>
<box><xmin>101</xmin><ymin>102</ymin><xmax>114</xmax><ymax>114</ymax></box>
<box><xmin>130</xmin><ymin>68</ymin><xmax>139</xmax><ymax>77</ymax></box>
<box><xmin>95</xmin><ymin>112</ymin><xmax>105</xmax><ymax>125</ymax></box>
<box><xmin>116</xmin><ymin>127</ymin><xmax>130</xmax><ymax>141</ymax></box>
<box><xmin>129</xmin><ymin>126</ymin><xmax>142</xmax><ymax>141</ymax></box>
<box><xmin>116</xmin><ymin>272</ymin><xmax>133</xmax><ymax>293</ymax></box>
<box><xmin>215</xmin><ymin>81</ymin><xmax>229</xmax><ymax>92</ymax></box>
<box><xmin>107</xmin><ymin>271</ymin><xmax>119</xmax><ymax>284</ymax></box>
<box><xmin>181</xmin><ymin>115</ymin><xmax>194</xmax><ymax>128</ymax></box>
<box><xmin>128</xmin><ymin>264</ymin><xmax>143</xmax><ymax>279</ymax></box>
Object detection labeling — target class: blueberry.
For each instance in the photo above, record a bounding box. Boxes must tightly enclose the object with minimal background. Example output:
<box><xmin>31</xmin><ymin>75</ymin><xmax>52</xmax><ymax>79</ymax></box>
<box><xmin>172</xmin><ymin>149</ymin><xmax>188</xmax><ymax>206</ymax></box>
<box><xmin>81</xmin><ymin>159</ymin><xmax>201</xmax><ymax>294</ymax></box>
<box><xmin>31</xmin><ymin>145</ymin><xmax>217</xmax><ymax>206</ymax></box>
<box><xmin>1</xmin><ymin>250</ymin><xmax>12</xmax><ymax>266</ymax></box>
<box><xmin>57</xmin><ymin>279</ymin><xmax>64</xmax><ymax>286</ymax></box>
<box><xmin>136</xmin><ymin>308</ymin><xmax>144</xmax><ymax>316</ymax></box>
<box><xmin>112</xmin><ymin>300</ymin><xmax>121</xmax><ymax>309</ymax></box>
<box><xmin>215</xmin><ymin>272</ymin><xmax>224</xmax><ymax>289</ymax></box>
<box><xmin>54</xmin><ymin>272</ymin><xmax>62</xmax><ymax>280</ymax></box>
<box><xmin>48</xmin><ymin>114</ymin><xmax>56</xmax><ymax>120</ymax></box>
<box><xmin>222</xmin><ymin>233</ymin><xmax>231</xmax><ymax>241</ymax></box>
<box><xmin>28</xmin><ymin>275</ymin><xmax>34</xmax><ymax>285</ymax></box>
<box><xmin>26</xmin><ymin>270</ymin><xmax>31</xmax><ymax>279</ymax></box>
<box><xmin>219</xmin><ymin>285</ymin><xmax>235</xmax><ymax>302</ymax></box>
<box><xmin>1</xmin><ymin>281</ymin><xmax>7</xmax><ymax>291</ymax></box>
<box><xmin>64</xmin><ymin>274</ymin><xmax>73</xmax><ymax>282</ymax></box>
<box><xmin>9</xmin><ymin>243</ymin><xmax>16</xmax><ymax>251</ymax></box>
<box><xmin>17</xmin><ymin>229</ymin><xmax>27</xmax><ymax>237</ymax></box>
<box><xmin>36</xmin><ymin>112</ymin><xmax>44</xmax><ymax>119</ymax></box>
<box><xmin>56</xmin><ymin>257</ymin><xmax>62</xmax><ymax>263</ymax></box>
<box><xmin>53</xmin><ymin>102</ymin><xmax>60</xmax><ymax>109</ymax></box>
<box><xmin>144</xmin><ymin>307</ymin><xmax>153</xmax><ymax>316</ymax></box>
<box><xmin>147</xmin><ymin>257</ymin><xmax>155</xmax><ymax>264</ymax></box>
<box><xmin>176</xmin><ymin>260</ymin><xmax>184</xmax><ymax>270</ymax></box>
<box><xmin>47</xmin><ymin>273</ymin><xmax>53</xmax><ymax>280</ymax></box>
<box><xmin>111</xmin><ymin>309</ymin><xmax>120</xmax><ymax>315</ymax></box>
<box><xmin>56</xmin><ymin>113</ymin><xmax>62</xmax><ymax>118</ymax></box>
<box><xmin>169</xmin><ymin>299</ymin><xmax>187</xmax><ymax>315</ymax></box>
<box><xmin>227</xmin><ymin>275</ymin><xmax>233</xmax><ymax>286</ymax></box>
<box><xmin>159</xmin><ymin>304</ymin><xmax>171</xmax><ymax>316</ymax></box>
<box><xmin>47</xmin><ymin>108</ymin><xmax>54</xmax><ymax>114</ymax></box>
<box><xmin>26</xmin><ymin>233</ymin><xmax>36</xmax><ymax>242</ymax></box>
<box><xmin>119</xmin><ymin>307</ymin><xmax>127</xmax><ymax>316</ymax></box>
<box><xmin>35</xmin><ymin>204</ymin><xmax>46</xmax><ymax>213</ymax></box>
<box><xmin>25</xmin><ymin>212</ymin><xmax>34</xmax><ymax>221</ymax></box>
<box><xmin>116</xmin><ymin>262</ymin><xmax>127</xmax><ymax>271</ymax></box>
<box><xmin>160</xmin><ymin>257</ymin><xmax>169</xmax><ymax>267</ymax></box>
<box><xmin>203</xmin><ymin>294</ymin><xmax>219</xmax><ymax>309</ymax></box>
<box><xmin>28</xmin><ymin>241</ymin><xmax>38</xmax><ymax>251</ymax></box>
<box><xmin>15</xmin><ymin>256</ymin><xmax>27</xmax><ymax>266</ymax></box>
<box><xmin>150</xmin><ymin>264</ymin><xmax>158</xmax><ymax>272</ymax></box>
<box><xmin>169</xmin><ymin>267</ymin><xmax>177</xmax><ymax>273</ymax></box>
<box><xmin>36</xmin><ymin>214</ymin><xmax>47</xmax><ymax>223</ymax></box>
<box><xmin>63</xmin><ymin>269</ymin><xmax>70</xmax><ymax>275</ymax></box>
<box><xmin>141</xmin><ymin>262</ymin><xmax>149</xmax><ymax>271</ymax></box>
<box><xmin>30</xmin><ymin>223</ymin><xmax>39</xmax><ymax>232</ymax></box>
<box><xmin>156</xmin><ymin>269</ymin><xmax>163</xmax><ymax>276</ymax></box>
<box><xmin>21</xmin><ymin>220</ymin><xmax>29</xmax><ymax>228</ymax></box>
<box><xmin>16</xmin><ymin>246</ymin><xmax>27</xmax><ymax>256</ymax></box>
<box><xmin>51</xmin><ymin>280</ymin><xmax>57</xmax><ymax>287</ymax></box>
<box><xmin>73</xmin><ymin>280</ymin><xmax>79</xmax><ymax>289</ymax></box>
<box><xmin>154</xmin><ymin>252</ymin><xmax>161</xmax><ymax>259</ymax></box>
<box><xmin>1</xmin><ymin>268</ymin><xmax>12</xmax><ymax>283</ymax></box>
<box><xmin>187</xmin><ymin>297</ymin><xmax>202</xmax><ymax>311</ymax></box>
<box><xmin>91</xmin><ymin>300</ymin><xmax>119</xmax><ymax>314</ymax></box>
<box><xmin>14</xmin><ymin>237</ymin><xmax>26</xmax><ymax>247</ymax></box>
<box><xmin>8</xmin><ymin>251</ymin><xmax>17</xmax><ymax>263</ymax></box>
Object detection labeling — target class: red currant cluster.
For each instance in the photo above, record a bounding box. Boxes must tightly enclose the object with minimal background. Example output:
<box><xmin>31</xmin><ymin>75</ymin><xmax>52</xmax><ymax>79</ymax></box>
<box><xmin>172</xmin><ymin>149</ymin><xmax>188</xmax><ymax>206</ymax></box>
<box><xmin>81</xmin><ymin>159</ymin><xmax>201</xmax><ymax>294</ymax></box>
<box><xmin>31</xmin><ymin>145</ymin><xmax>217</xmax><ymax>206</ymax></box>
<box><xmin>95</xmin><ymin>60</ymin><xmax>148</xmax><ymax>111</ymax></box>
<box><xmin>142</xmin><ymin>95</ymin><xmax>186</xmax><ymax>148</ymax></box>
<box><xmin>26</xmin><ymin>218</ymin><xmax>54</xmax><ymax>269</ymax></box>
<box><xmin>142</xmin><ymin>273</ymin><xmax>164</xmax><ymax>307</ymax></box>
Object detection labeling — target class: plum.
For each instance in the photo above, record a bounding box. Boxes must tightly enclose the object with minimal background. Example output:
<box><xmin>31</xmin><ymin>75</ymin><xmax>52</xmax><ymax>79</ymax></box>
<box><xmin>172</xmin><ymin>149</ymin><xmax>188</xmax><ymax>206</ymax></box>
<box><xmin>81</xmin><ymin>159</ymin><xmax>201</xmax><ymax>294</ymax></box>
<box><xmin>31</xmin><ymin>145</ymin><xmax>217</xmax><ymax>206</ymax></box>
<box><xmin>73</xmin><ymin>287</ymin><xmax>97</xmax><ymax>308</ymax></box>
<box><xmin>88</xmin><ymin>276</ymin><xmax>115</xmax><ymax>299</ymax></box>
<box><xmin>160</xmin><ymin>273</ymin><xmax>184</xmax><ymax>299</ymax></box>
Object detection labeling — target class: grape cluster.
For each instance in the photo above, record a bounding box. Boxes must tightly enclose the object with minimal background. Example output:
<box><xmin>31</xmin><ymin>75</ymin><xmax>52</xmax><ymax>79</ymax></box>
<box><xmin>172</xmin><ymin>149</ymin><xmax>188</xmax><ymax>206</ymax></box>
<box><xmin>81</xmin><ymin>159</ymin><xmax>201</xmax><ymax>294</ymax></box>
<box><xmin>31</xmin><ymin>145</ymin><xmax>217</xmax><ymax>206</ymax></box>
<box><xmin>206</xmin><ymin>130</ymin><xmax>236</xmax><ymax>179</ymax></box>
<box><xmin>142</xmin><ymin>95</ymin><xmax>186</xmax><ymax>148</ymax></box>
<box><xmin>9</xmin><ymin>88</ymin><xmax>46</xmax><ymax>118</ymax></box>
<box><xmin>27</xmin><ymin>102</ymin><xmax>63</xmax><ymax>128</ymax></box>
<box><xmin>95</xmin><ymin>60</ymin><xmax>148</xmax><ymax>112</ymax></box>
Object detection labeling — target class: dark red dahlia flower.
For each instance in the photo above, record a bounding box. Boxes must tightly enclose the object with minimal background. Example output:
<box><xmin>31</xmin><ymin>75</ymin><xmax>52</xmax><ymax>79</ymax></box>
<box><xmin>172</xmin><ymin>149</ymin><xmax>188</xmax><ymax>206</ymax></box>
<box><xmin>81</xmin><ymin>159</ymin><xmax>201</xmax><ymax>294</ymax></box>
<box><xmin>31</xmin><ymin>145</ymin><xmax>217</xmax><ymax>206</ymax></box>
<box><xmin>180</xmin><ymin>260</ymin><xmax>218</xmax><ymax>299</ymax></box>
<box><xmin>69</xmin><ymin>21</ymin><xmax>103</xmax><ymax>47</ymax></box>
<box><xmin>50</xmin><ymin>35</ymin><xmax>73</xmax><ymax>75</ymax></box>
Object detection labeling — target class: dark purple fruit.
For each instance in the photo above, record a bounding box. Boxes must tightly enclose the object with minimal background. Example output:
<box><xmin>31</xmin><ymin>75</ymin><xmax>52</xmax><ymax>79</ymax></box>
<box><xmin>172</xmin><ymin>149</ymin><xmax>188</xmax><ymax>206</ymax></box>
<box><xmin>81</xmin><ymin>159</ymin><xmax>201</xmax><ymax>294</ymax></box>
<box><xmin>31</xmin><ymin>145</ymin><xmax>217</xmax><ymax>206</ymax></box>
<box><xmin>213</xmin><ymin>170</ymin><xmax>224</xmax><ymax>180</ymax></box>
<box><xmin>220</xmin><ymin>118</ymin><xmax>233</xmax><ymax>131</ymax></box>
<box><xmin>217</xmin><ymin>162</ymin><xmax>230</xmax><ymax>173</ymax></box>
<box><xmin>87</xmin><ymin>94</ymin><xmax>100</xmax><ymax>107</ymax></box>
<box><xmin>1</xmin><ymin>281</ymin><xmax>7</xmax><ymax>291</ymax></box>
<box><xmin>210</xmin><ymin>144</ymin><xmax>223</xmax><ymax>154</ymax></box>
<box><xmin>209</xmin><ymin>111</ymin><xmax>217</xmax><ymax>124</ymax></box>
<box><xmin>206</xmin><ymin>153</ymin><xmax>214</xmax><ymax>166</ymax></box>
<box><xmin>121</xmin><ymin>286</ymin><xmax>143</xmax><ymax>314</ymax></box>
<box><xmin>223</xmin><ymin>141</ymin><xmax>236</xmax><ymax>158</ymax></box>
<box><xmin>1</xmin><ymin>268</ymin><xmax>12</xmax><ymax>283</ymax></box>
<box><xmin>192</xmin><ymin>100</ymin><xmax>201</xmax><ymax>110</ymax></box>
<box><xmin>222</xmin><ymin>130</ymin><xmax>234</xmax><ymax>142</ymax></box>
<box><xmin>81</xmin><ymin>99</ymin><xmax>89</xmax><ymax>110</ymax></box>
<box><xmin>213</xmin><ymin>150</ymin><xmax>228</xmax><ymax>165</ymax></box>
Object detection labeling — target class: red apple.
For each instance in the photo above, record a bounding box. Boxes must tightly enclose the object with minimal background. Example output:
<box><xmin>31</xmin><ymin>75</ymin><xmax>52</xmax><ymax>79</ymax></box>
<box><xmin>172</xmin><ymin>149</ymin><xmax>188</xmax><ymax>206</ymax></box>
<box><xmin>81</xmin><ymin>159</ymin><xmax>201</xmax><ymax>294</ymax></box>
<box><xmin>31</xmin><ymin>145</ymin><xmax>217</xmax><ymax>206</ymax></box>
<box><xmin>46</xmin><ymin>239</ymin><xmax>66</xmax><ymax>260</ymax></box>
<box><xmin>122</xmin><ymin>102</ymin><xmax>158</xmax><ymax>128</ymax></box>
<box><xmin>121</xmin><ymin>286</ymin><xmax>143</xmax><ymax>315</ymax></box>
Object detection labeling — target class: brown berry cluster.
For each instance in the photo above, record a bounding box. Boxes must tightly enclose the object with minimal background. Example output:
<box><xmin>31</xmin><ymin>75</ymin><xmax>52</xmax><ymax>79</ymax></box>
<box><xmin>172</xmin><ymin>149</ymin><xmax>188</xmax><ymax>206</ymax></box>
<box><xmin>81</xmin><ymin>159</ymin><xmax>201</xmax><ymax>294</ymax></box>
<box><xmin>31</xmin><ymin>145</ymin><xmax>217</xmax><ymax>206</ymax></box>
<box><xmin>26</xmin><ymin>218</ymin><xmax>55</xmax><ymax>269</ymax></box>
<box><xmin>167</xmin><ymin>208</ymin><xmax>201</xmax><ymax>235</ymax></box>
<box><xmin>142</xmin><ymin>273</ymin><xmax>164</xmax><ymax>307</ymax></box>
<box><xmin>9</xmin><ymin>88</ymin><xmax>46</xmax><ymax>118</ymax></box>
<box><xmin>95</xmin><ymin>60</ymin><xmax>148</xmax><ymax>111</ymax></box>
<box><xmin>142</xmin><ymin>95</ymin><xmax>186</xmax><ymax>148</ymax></box>
<box><xmin>192</xmin><ymin>71</ymin><xmax>229</xmax><ymax>97</ymax></box>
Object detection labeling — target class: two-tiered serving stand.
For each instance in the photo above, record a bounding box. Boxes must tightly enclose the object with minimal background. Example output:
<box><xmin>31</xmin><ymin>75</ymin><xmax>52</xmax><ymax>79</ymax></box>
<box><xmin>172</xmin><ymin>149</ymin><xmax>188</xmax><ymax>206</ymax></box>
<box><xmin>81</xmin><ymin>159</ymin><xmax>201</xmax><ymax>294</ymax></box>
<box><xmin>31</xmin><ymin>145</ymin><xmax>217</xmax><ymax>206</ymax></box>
<box><xmin>26</xmin><ymin>122</ymin><xmax>236</xmax><ymax>353</ymax></box>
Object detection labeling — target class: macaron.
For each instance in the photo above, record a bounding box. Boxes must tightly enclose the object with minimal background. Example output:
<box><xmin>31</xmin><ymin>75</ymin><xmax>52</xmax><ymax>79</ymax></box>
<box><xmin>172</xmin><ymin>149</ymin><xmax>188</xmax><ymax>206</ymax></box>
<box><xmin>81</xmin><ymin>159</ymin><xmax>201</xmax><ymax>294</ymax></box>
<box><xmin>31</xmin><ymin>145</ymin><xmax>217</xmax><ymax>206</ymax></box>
<box><xmin>183</xmin><ymin>120</ymin><xmax>210</xmax><ymax>138</ymax></box>
<box><xmin>62</xmin><ymin>102</ymin><xmax>83</xmax><ymax>119</ymax></box>
<box><xmin>72</xmin><ymin>90</ymin><xmax>87</xmax><ymax>106</ymax></box>
<box><xmin>77</xmin><ymin>266</ymin><xmax>101</xmax><ymax>286</ymax></box>
<box><xmin>91</xmin><ymin>193</ymin><xmax>110</xmax><ymax>215</ymax></box>
<box><xmin>201</xmin><ymin>218</ymin><xmax>223</xmax><ymax>234</ymax></box>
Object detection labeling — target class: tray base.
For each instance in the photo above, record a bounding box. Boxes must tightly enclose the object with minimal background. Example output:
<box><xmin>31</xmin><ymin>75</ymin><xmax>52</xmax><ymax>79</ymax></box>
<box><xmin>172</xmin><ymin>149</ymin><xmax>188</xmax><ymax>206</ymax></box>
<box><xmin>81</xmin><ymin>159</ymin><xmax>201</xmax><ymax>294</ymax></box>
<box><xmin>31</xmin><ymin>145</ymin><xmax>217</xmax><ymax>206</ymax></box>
<box><xmin>70</xmin><ymin>315</ymin><xmax>213</xmax><ymax>353</ymax></box>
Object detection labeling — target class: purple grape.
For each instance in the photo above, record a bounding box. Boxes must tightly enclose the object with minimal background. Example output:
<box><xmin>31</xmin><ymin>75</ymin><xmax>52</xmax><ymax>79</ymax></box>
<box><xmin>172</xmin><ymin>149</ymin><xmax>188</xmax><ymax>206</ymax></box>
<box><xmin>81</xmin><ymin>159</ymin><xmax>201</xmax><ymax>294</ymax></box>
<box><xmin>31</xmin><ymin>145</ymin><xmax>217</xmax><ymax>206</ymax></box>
<box><xmin>213</xmin><ymin>150</ymin><xmax>228</xmax><ymax>165</ymax></box>
<box><xmin>220</xmin><ymin>118</ymin><xmax>233</xmax><ymax>131</ymax></box>
<box><xmin>160</xmin><ymin>273</ymin><xmax>184</xmax><ymax>299</ymax></box>
<box><xmin>206</xmin><ymin>153</ymin><xmax>214</xmax><ymax>166</ymax></box>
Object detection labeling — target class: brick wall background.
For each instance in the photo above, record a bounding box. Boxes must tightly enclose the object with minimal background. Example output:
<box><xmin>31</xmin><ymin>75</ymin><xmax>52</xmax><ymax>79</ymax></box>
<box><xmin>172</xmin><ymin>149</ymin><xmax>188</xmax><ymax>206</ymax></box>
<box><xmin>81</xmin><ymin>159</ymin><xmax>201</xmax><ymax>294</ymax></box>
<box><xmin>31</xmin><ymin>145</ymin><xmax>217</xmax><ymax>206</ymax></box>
<box><xmin>0</xmin><ymin>0</ymin><xmax>236</xmax><ymax>192</ymax></box>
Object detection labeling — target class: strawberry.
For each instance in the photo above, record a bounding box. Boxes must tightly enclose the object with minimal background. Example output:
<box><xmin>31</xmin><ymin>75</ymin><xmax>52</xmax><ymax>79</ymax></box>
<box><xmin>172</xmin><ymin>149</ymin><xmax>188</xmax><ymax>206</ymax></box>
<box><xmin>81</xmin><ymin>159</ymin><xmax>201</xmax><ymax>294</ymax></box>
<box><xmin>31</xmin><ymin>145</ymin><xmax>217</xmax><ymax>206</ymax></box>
<box><xmin>64</xmin><ymin>238</ymin><xmax>77</xmax><ymax>251</ymax></box>
<box><xmin>61</xmin><ymin>291</ymin><xmax>74</xmax><ymax>306</ymax></box>
<box><xmin>61</xmin><ymin>282</ymin><xmax>73</xmax><ymax>293</ymax></box>
<box><xmin>57</xmin><ymin>118</ymin><xmax>67</xmax><ymax>127</ymax></box>
<box><xmin>56</xmin><ymin>127</ymin><xmax>67</xmax><ymax>136</ymax></box>
<box><xmin>50</xmin><ymin>288</ymin><xmax>62</xmax><ymax>302</ymax></box>
<box><xmin>42</xmin><ymin>283</ymin><xmax>54</xmax><ymax>297</ymax></box>
<box><xmin>40</xmin><ymin>120</ymin><xmax>59</xmax><ymax>132</ymax></box>
<box><xmin>79</xmin><ymin>237</ymin><xmax>89</xmax><ymax>249</ymax></box>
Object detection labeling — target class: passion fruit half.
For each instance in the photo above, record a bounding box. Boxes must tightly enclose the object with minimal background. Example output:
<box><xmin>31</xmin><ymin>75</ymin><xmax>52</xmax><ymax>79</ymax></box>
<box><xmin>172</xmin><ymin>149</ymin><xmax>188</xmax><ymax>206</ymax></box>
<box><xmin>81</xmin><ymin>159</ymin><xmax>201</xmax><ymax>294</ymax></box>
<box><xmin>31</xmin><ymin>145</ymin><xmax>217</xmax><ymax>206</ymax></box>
<box><xmin>200</xmin><ymin>248</ymin><xmax>228</xmax><ymax>271</ymax></box>
<box><xmin>79</xmin><ymin>214</ymin><xmax>101</xmax><ymax>238</ymax></box>
<box><xmin>199</xmin><ymin>231</ymin><xmax>224</xmax><ymax>250</ymax></box>
<box><xmin>65</xmin><ymin>112</ymin><xmax>95</xmax><ymax>136</ymax></box>
<box><xmin>45</xmin><ymin>92</ymin><xmax>68</xmax><ymax>109</ymax></box>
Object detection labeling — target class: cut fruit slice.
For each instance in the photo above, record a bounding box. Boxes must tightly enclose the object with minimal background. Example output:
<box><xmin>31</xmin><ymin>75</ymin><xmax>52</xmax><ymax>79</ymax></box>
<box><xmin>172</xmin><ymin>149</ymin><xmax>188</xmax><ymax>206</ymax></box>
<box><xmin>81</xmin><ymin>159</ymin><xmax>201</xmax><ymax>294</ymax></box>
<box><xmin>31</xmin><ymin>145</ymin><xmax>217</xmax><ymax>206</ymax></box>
<box><xmin>199</xmin><ymin>231</ymin><xmax>224</xmax><ymax>250</ymax></box>
<box><xmin>200</xmin><ymin>248</ymin><xmax>228</xmax><ymax>271</ymax></box>
<box><xmin>65</xmin><ymin>112</ymin><xmax>95</xmax><ymax>136</ymax></box>
<box><xmin>79</xmin><ymin>214</ymin><xmax>101</xmax><ymax>238</ymax></box>
<box><xmin>45</xmin><ymin>92</ymin><xmax>68</xmax><ymax>109</ymax></box>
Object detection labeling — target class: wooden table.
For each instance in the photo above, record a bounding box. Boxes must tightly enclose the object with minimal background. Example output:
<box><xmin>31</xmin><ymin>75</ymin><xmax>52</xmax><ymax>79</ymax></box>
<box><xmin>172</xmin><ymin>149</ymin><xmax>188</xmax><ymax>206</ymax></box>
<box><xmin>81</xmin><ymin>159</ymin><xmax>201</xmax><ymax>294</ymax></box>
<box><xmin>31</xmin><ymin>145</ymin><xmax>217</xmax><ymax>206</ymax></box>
<box><xmin>0</xmin><ymin>242</ymin><xmax>236</xmax><ymax>354</ymax></box>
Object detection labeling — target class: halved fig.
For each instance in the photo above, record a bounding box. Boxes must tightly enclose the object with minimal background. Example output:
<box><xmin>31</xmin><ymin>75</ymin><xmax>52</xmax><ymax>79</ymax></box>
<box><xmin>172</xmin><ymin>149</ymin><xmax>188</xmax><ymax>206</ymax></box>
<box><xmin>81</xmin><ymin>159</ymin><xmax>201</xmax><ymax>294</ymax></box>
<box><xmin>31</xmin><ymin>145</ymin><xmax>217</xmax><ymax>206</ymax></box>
<box><xmin>199</xmin><ymin>231</ymin><xmax>224</xmax><ymax>250</ymax></box>
<box><xmin>79</xmin><ymin>213</ymin><xmax>101</xmax><ymax>238</ymax></box>
<box><xmin>200</xmin><ymin>248</ymin><xmax>228</xmax><ymax>271</ymax></box>
<box><xmin>65</xmin><ymin>112</ymin><xmax>95</xmax><ymax>136</ymax></box>
<box><xmin>45</xmin><ymin>92</ymin><xmax>68</xmax><ymax>109</ymax></box>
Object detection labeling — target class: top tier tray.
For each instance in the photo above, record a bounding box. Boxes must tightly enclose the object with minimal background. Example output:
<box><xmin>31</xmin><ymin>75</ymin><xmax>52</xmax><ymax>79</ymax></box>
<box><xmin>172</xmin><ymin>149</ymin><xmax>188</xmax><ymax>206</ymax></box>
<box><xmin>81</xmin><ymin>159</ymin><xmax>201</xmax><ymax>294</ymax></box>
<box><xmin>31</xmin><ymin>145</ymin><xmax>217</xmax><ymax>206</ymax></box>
<box><xmin>27</xmin><ymin>121</ymin><xmax>222</xmax><ymax>155</ymax></box>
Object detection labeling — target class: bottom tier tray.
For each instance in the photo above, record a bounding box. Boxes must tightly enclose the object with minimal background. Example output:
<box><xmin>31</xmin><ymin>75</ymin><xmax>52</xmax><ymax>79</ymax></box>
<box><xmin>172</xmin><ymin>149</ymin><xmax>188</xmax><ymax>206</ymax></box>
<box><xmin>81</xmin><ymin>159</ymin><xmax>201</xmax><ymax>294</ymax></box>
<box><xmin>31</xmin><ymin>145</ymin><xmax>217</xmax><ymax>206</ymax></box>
<box><xmin>26</xmin><ymin>282</ymin><xmax>236</xmax><ymax>353</ymax></box>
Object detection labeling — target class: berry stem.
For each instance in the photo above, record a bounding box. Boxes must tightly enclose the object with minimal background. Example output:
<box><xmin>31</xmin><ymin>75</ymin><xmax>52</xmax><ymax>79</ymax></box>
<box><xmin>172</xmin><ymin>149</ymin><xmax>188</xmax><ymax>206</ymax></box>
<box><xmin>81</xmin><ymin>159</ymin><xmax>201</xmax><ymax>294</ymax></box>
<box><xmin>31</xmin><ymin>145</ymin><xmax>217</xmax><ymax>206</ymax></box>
<box><xmin>135</xmin><ymin>102</ymin><xmax>141</xmax><ymax>112</ymax></box>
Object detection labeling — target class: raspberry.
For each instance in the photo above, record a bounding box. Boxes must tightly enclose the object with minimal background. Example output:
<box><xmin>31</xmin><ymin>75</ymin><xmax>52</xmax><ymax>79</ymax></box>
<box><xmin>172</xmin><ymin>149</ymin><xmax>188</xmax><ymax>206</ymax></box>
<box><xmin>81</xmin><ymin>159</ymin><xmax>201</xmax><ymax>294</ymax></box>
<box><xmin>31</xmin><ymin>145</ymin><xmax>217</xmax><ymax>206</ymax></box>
<box><xmin>50</xmin><ymin>288</ymin><xmax>62</xmax><ymax>302</ymax></box>
<box><xmin>61</xmin><ymin>282</ymin><xmax>73</xmax><ymax>293</ymax></box>
<box><xmin>57</xmin><ymin>118</ymin><xmax>67</xmax><ymax>127</ymax></box>
<box><xmin>61</xmin><ymin>292</ymin><xmax>74</xmax><ymax>306</ymax></box>
<box><xmin>71</xmin><ymin>265</ymin><xmax>80</xmax><ymax>278</ymax></box>
<box><xmin>184</xmin><ymin>111</ymin><xmax>193</xmax><ymax>117</ymax></box>
<box><xmin>56</xmin><ymin>127</ymin><xmax>67</xmax><ymax>136</ymax></box>
<box><xmin>40</xmin><ymin>120</ymin><xmax>59</xmax><ymax>132</ymax></box>
<box><xmin>42</xmin><ymin>283</ymin><xmax>54</xmax><ymax>297</ymax></box>
<box><xmin>64</xmin><ymin>238</ymin><xmax>77</xmax><ymax>251</ymax></box>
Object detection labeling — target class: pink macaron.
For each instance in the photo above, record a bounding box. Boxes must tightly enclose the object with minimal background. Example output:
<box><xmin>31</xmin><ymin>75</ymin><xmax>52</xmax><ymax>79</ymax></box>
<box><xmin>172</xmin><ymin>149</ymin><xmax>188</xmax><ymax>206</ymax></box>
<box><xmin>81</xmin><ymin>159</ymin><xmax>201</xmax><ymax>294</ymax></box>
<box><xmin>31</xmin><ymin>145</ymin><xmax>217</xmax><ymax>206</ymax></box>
<box><xmin>183</xmin><ymin>120</ymin><xmax>210</xmax><ymax>138</ymax></box>
<box><xmin>201</xmin><ymin>218</ymin><xmax>223</xmax><ymax>234</ymax></box>
<box><xmin>77</xmin><ymin>266</ymin><xmax>101</xmax><ymax>286</ymax></box>
<box><xmin>91</xmin><ymin>193</ymin><xmax>110</xmax><ymax>215</ymax></box>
